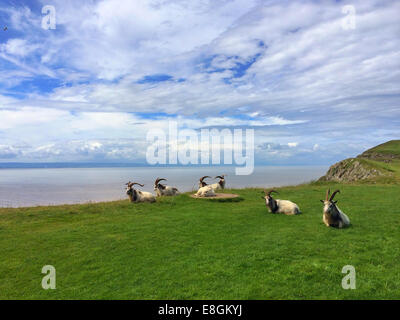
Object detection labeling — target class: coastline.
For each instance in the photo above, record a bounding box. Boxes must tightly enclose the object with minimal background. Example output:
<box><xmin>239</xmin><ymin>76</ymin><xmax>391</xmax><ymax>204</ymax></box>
<box><xmin>0</xmin><ymin>165</ymin><xmax>328</xmax><ymax>208</ymax></box>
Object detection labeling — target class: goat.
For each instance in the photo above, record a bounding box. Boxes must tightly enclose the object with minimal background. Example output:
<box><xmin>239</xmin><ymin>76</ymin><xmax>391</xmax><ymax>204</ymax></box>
<box><xmin>262</xmin><ymin>189</ymin><xmax>301</xmax><ymax>215</ymax></box>
<box><xmin>320</xmin><ymin>189</ymin><xmax>350</xmax><ymax>228</ymax></box>
<box><xmin>210</xmin><ymin>175</ymin><xmax>226</xmax><ymax>190</ymax></box>
<box><xmin>198</xmin><ymin>176</ymin><xmax>211</xmax><ymax>188</ymax></box>
<box><xmin>125</xmin><ymin>181</ymin><xmax>156</xmax><ymax>203</ymax></box>
<box><xmin>195</xmin><ymin>176</ymin><xmax>216</xmax><ymax>197</ymax></box>
<box><xmin>195</xmin><ymin>185</ymin><xmax>216</xmax><ymax>197</ymax></box>
<box><xmin>154</xmin><ymin>177</ymin><xmax>180</xmax><ymax>197</ymax></box>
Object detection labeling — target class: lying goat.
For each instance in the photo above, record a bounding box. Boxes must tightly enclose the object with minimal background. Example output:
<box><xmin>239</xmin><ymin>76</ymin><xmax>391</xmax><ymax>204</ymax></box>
<box><xmin>195</xmin><ymin>176</ymin><xmax>216</xmax><ymax>197</ymax></box>
<box><xmin>125</xmin><ymin>181</ymin><xmax>156</xmax><ymax>203</ymax></box>
<box><xmin>198</xmin><ymin>176</ymin><xmax>211</xmax><ymax>188</ymax></box>
<box><xmin>195</xmin><ymin>185</ymin><xmax>216</xmax><ymax>197</ymax></box>
<box><xmin>320</xmin><ymin>189</ymin><xmax>350</xmax><ymax>228</ymax></box>
<box><xmin>262</xmin><ymin>189</ymin><xmax>301</xmax><ymax>215</ymax></box>
<box><xmin>210</xmin><ymin>175</ymin><xmax>226</xmax><ymax>190</ymax></box>
<box><xmin>154</xmin><ymin>178</ymin><xmax>180</xmax><ymax>197</ymax></box>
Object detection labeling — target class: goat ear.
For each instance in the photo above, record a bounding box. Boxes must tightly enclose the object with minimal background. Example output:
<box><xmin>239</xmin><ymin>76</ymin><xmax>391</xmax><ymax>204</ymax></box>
<box><xmin>333</xmin><ymin>200</ymin><xmax>338</xmax><ymax>204</ymax></box>
<box><xmin>320</xmin><ymin>199</ymin><xmax>324</xmax><ymax>203</ymax></box>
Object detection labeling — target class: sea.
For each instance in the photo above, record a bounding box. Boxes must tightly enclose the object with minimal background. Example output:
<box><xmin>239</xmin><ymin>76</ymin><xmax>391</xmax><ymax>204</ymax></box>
<box><xmin>0</xmin><ymin>165</ymin><xmax>328</xmax><ymax>207</ymax></box>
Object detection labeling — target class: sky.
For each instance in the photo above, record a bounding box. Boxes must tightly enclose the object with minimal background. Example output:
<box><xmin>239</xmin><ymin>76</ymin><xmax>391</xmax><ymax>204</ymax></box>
<box><xmin>0</xmin><ymin>0</ymin><xmax>399</xmax><ymax>165</ymax></box>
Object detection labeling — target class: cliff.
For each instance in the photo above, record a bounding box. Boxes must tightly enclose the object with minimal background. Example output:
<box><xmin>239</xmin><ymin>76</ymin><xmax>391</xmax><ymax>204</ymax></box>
<box><xmin>318</xmin><ymin>140</ymin><xmax>400</xmax><ymax>183</ymax></box>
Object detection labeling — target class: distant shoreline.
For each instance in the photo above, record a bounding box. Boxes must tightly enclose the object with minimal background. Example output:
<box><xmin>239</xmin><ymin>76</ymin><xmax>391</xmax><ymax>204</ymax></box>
<box><xmin>0</xmin><ymin>163</ymin><xmax>330</xmax><ymax>169</ymax></box>
<box><xmin>0</xmin><ymin>163</ymin><xmax>149</xmax><ymax>169</ymax></box>
<box><xmin>0</xmin><ymin>165</ymin><xmax>328</xmax><ymax>208</ymax></box>
<box><xmin>0</xmin><ymin>187</ymin><xmax>297</xmax><ymax>210</ymax></box>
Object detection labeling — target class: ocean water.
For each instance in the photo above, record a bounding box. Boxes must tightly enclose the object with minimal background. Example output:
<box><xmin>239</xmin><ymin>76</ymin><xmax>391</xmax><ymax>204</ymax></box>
<box><xmin>0</xmin><ymin>166</ymin><xmax>327</xmax><ymax>207</ymax></box>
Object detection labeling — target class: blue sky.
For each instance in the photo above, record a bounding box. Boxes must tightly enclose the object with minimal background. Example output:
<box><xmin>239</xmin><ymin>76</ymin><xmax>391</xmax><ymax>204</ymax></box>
<box><xmin>0</xmin><ymin>0</ymin><xmax>399</xmax><ymax>165</ymax></box>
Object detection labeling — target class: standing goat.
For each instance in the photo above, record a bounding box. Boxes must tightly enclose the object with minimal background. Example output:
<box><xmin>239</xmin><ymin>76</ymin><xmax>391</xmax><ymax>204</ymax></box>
<box><xmin>320</xmin><ymin>189</ymin><xmax>350</xmax><ymax>228</ymax></box>
<box><xmin>125</xmin><ymin>181</ymin><xmax>156</xmax><ymax>203</ymax></box>
<box><xmin>262</xmin><ymin>189</ymin><xmax>301</xmax><ymax>215</ymax></box>
<box><xmin>154</xmin><ymin>178</ymin><xmax>180</xmax><ymax>197</ymax></box>
<box><xmin>210</xmin><ymin>175</ymin><xmax>226</xmax><ymax>190</ymax></box>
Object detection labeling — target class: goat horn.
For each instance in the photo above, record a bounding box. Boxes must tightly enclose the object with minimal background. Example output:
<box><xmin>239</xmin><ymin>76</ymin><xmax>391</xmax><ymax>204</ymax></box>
<box><xmin>215</xmin><ymin>175</ymin><xmax>224</xmax><ymax>179</ymax></box>
<box><xmin>329</xmin><ymin>189</ymin><xmax>340</xmax><ymax>201</ymax></box>
<box><xmin>325</xmin><ymin>188</ymin><xmax>331</xmax><ymax>201</ymax></box>
<box><xmin>266</xmin><ymin>189</ymin><xmax>278</xmax><ymax>196</ymax></box>
<box><xmin>199</xmin><ymin>176</ymin><xmax>211</xmax><ymax>182</ymax></box>
<box><xmin>132</xmin><ymin>182</ymin><xmax>144</xmax><ymax>187</ymax></box>
<box><xmin>155</xmin><ymin>178</ymin><xmax>167</xmax><ymax>185</ymax></box>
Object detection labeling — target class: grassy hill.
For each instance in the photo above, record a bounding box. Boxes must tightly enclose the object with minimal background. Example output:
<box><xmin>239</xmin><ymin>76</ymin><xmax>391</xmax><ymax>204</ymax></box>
<box><xmin>1</xmin><ymin>185</ymin><xmax>399</xmax><ymax>299</ymax></box>
<box><xmin>319</xmin><ymin>140</ymin><xmax>400</xmax><ymax>184</ymax></box>
<box><xmin>359</xmin><ymin>140</ymin><xmax>400</xmax><ymax>159</ymax></box>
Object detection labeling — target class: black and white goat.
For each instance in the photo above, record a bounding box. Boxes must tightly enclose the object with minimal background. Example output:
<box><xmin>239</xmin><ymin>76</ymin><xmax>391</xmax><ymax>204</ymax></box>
<box><xmin>198</xmin><ymin>176</ymin><xmax>211</xmax><ymax>188</ymax></box>
<box><xmin>262</xmin><ymin>189</ymin><xmax>301</xmax><ymax>215</ymax></box>
<box><xmin>210</xmin><ymin>175</ymin><xmax>226</xmax><ymax>190</ymax></box>
<box><xmin>125</xmin><ymin>181</ymin><xmax>156</xmax><ymax>203</ymax></box>
<box><xmin>154</xmin><ymin>178</ymin><xmax>180</xmax><ymax>197</ymax></box>
<box><xmin>320</xmin><ymin>189</ymin><xmax>350</xmax><ymax>228</ymax></box>
<box><xmin>195</xmin><ymin>176</ymin><xmax>216</xmax><ymax>197</ymax></box>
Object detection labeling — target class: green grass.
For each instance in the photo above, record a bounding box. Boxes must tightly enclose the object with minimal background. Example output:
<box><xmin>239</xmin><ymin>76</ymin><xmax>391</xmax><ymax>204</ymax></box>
<box><xmin>346</xmin><ymin>139</ymin><xmax>400</xmax><ymax>184</ymax></box>
<box><xmin>350</xmin><ymin>158</ymin><xmax>400</xmax><ymax>183</ymax></box>
<box><xmin>1</xmin><ymin>185</ymin><xmax>399</xmax><ymax>299</ymax></box>
<box><xmin>319</xmin><ymin>156</ymin><xmax>400</xmax><ymax>184</ymax></box>
<box><xmin>363</xmin><ymin>140</ymin><xmax>400</xmax><ymax>156</ymax></box>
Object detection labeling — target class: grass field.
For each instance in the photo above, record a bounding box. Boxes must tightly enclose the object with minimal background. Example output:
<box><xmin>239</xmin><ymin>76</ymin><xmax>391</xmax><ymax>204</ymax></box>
<box><xmin>1</xmin><ymin>184</ymin><xmax>399</xmax><ymax>299</ymax></box>
<box><xmin>362</xmin><ymin>140</ymin><xmax>400</xmax><ymax>157</ymax></box>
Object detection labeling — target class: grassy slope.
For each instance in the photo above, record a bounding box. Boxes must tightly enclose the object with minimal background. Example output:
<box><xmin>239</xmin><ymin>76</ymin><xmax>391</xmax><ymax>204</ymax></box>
<box><xmin>1</xmin><ymin>185</ymin><xmax>399</xmax><ymax>300</ymax></box>
<box><xmin>362</xmin><ymin>140</ymin><xmax>400</xmax><ymax>156</ymax></box>
<box><xmin>359</xmin><ymin>141</ymin><xmax>400</xmax><ymax>183</ymax></box>
<box><xmin>327</xmin><ymin>158</ymin><xmax>400</xmax><ymax>184</ymax></box>
<box><xmin>320</xmin><ymin>140</ymin><xmax>400</xmax><ymax>184</ymax></box>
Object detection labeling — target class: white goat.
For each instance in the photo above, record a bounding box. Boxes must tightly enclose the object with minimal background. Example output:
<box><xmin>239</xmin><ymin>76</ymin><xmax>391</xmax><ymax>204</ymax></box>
<box><xmin>198</xmin><ymin>176</ymin><xmax>211</xmax><ymax>188</ymax></box>
<box><xmin>320</xmin><ymin>189</ymin><xmax>350</xmax><ymax>228</ymax></box>
<box><xmin>210</xmin><ymin>175</ymin><xmax>226</xmax><ymax>191</ymax></box>
<box><xmin>125</xmin><ymin>182</ymin><xmax>156</xmax><ymax>203</ymax></box>
<box><xmin>195</xmin><ymin>176</ymin><xmax>216</xmax><ymax>197</ymax></box>
<box><xmin>195</xmin><ymin>185</ymin><xmax>216</xmax><ymax>197</ymax></box>
<box><xmin>262</xmin><ymin>189</ymin><xmax>301</xmax><ymax>215</ymax></box>
<box><xmin>154</xmin><ymin>178</ymin><xmax>180</xmax><ymax>197</ymax></box>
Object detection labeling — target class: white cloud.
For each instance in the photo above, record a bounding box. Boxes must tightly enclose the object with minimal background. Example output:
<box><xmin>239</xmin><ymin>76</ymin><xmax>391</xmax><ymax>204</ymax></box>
<box><xmin>1</xmin><ymin>39</ymin><xmax>38</xmax><ymax>57</ymax></box>
<box><xmin>0</xmin><ymin>107</ymin><xmax>69</xmax><ymax>130</ymax></box>
<box><xmin>0</xmin><ymin>0</ymin><xmax>399</xmax><ymax>163</ymax></box>
<box><xmin>0</xmin><ymin>145</ymin><xmax>20</xmax><ymax>159</ymax></box>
